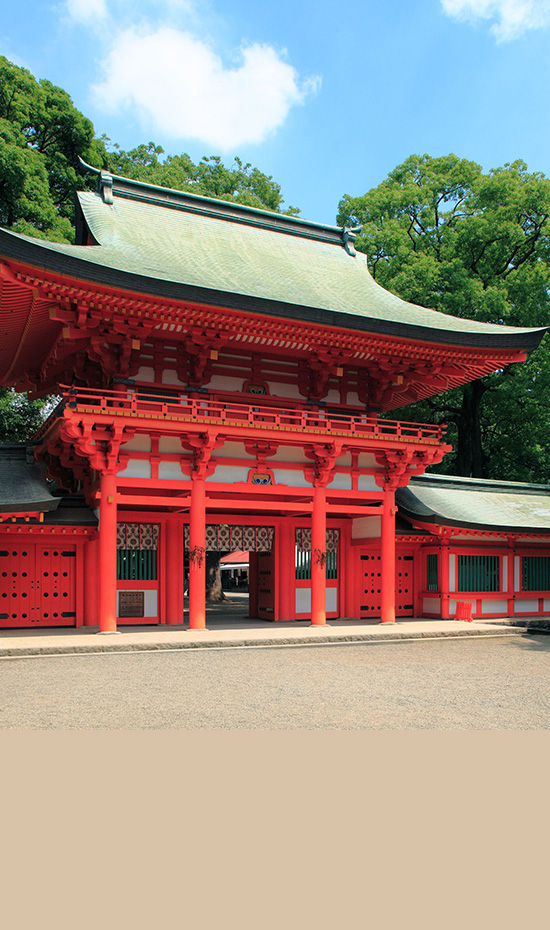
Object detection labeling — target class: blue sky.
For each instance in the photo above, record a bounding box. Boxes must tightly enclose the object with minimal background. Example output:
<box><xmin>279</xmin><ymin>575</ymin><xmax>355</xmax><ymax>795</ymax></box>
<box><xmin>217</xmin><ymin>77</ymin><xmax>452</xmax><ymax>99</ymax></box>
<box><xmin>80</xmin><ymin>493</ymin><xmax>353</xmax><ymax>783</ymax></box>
<box><xmin>3</xmin><ymin>0</ymin><xmax>550</xmax><ymax>224</ymax></box>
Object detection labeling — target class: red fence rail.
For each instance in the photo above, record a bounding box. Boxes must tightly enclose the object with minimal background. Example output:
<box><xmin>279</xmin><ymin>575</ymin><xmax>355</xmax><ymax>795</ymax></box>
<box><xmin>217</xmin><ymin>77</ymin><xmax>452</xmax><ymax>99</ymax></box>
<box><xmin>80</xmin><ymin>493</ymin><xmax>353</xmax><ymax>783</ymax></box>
<box><xmin>35</xmin><ymin>386</ymin><xmax>447</xmax><ymax>445</ymax></box>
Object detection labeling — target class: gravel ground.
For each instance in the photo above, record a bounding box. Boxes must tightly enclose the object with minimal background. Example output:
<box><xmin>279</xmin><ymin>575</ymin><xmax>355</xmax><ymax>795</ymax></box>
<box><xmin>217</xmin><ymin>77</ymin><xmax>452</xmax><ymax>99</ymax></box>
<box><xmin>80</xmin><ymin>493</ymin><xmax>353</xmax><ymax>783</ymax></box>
<box><xmin>1</xmin><ymin>633</ymin><xmax>549</xmax><ymax>729</ymax></box>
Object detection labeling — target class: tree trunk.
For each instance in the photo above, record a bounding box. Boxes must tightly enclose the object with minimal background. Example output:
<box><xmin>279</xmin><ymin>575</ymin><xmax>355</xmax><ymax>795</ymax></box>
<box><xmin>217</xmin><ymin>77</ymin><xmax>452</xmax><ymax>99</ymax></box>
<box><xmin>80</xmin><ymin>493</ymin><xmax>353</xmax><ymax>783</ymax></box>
<box><xmin>205</xmin><ymin>551</ymin><xmax>227</xmax><ymax>602</ymax></box>
<box><xmin>455</xmin><ymin>380</ymin><xmax>488</xmax><ymax>477</ymax></box>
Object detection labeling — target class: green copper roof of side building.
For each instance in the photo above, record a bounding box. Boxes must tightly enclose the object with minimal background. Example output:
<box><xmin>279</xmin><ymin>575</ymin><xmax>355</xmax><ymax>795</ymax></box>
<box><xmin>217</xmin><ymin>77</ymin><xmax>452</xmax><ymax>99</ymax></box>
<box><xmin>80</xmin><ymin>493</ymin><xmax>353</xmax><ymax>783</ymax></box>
<box><xmin>0</xmin><ymin>165</ymin><xmax>545</xmax><ymax>350</ymax></box>
<box><xmin>397</xmin><ymin>475</ymin><xmax>550</xmax><ymax>533</ymax></box>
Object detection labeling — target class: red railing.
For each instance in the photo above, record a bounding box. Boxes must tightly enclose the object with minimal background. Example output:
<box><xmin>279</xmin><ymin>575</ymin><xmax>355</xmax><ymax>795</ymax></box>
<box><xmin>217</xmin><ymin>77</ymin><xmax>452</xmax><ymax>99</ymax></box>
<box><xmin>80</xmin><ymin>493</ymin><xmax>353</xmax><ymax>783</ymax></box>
<box><xmin>36</xmin><ymin>386</ymin><xmax>446</xmax><ymax>445</ymax></box>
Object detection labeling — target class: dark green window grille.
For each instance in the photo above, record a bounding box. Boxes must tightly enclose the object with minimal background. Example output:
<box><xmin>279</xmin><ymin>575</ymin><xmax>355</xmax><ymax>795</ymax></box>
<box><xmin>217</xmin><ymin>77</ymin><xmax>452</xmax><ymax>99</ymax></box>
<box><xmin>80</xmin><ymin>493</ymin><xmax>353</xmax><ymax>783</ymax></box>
<box><xmin>295</xmin><ymin>549</ymin><xmax>338</xmax><ymax>580</ymax></box>
<box><xmin>522</xmin><ymin>557</ymin><xmax>550</xmax><ymax>591</ymax></box>
<box><xmin>426</xmin><ymin>553</ymin><xmax>439</xmax><ymax>591</ymax></box>
<box><xmin>458</xmin><ymin>555</ymin><xmax>499</xmax><ymax>592</ymax></box>
<box><xmin>296</xmin><ymin>549</ymin><xmax>310</xmax><ymax>580</ymax></box>
<box><xmin>117</xmin><ymin>549</ymin><xmax>157</xmax><ymax>581</ymax></box>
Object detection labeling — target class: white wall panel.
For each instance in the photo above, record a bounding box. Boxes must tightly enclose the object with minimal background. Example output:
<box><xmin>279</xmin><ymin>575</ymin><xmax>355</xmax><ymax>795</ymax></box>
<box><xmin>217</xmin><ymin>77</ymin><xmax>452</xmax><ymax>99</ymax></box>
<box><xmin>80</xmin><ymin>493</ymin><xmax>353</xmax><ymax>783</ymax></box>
<box><xmin>122</xmin><ymin>435</ymin><xmax>151</xmax><ymax>452</ymax></box>
<box><xmin>159</xmin><ymin>437</ymin><xmax>183</xmax><ymax>453</ymax></box>
<box><xmin>423</xmin><ymin>597</ymin><xmax>441</xmax><ymax>614</ymax></box>
<box><xmin>357</xmin><ymin>474</ymin><xmax>378</xmax><ymax>491</ymax></box>
<box><xmin>135</xmin><ymin>366</ymin><xmax>155</xmax><ymax>382</ymax></box>
<box><xmin>326</xmin><ymin>473</ymin><xmax>352</xmax><ymax>490</ymax></box>
<box><xmin>206</xmin><ymin>465</ymin><xmax>250</xmax><ymax>483</ymax></box>
<box><xmin>481</xmin><ymin>599</ymin><xmax>508</xmax><ymax>614</ymax></box>
<box><xmin>352</xmin><ymin>516</ymin><xmax>381</xmax><ymax>539</ymax></box>
<box><xmin>273</xmin><ymin>469</ymin><xmax>311</xmax><ymax>487</ymax></box>
<box><xmin>158</xmin><ymin>461</ymin><xmax>186</xmax><ymax>480</ymax></box>
<box><xmin>449</xmin><ymin>554</ymin><xmax>455</xmax><ymax>592</ymax></box>
<box><xmin>515</xmin><ymin>598</ymin><xmax>538</xmax><ymax>613</ymax></box>
<box><xmin>118</xmin><ymin>458</ymin><xmax>151</xmax><ymax>479</ymax></box>
<box><xmin>162</xmin><ymin>370</ymin><xmax>185</xmax><ymax>385</ymax></box>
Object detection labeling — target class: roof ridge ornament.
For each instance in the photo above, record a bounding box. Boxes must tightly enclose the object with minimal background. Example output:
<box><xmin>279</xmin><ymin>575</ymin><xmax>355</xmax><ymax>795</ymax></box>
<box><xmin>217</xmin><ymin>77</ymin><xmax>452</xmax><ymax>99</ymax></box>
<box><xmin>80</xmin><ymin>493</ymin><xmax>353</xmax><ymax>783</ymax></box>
<box><xmin>342</xmin><ymin>226</ymin><xmax>361</xmax><ymax>256</ymax></box>
<box><xmin>99</xmin><ymin>171</ymin><xmax>114</xmax><ymax>205</ymax></box>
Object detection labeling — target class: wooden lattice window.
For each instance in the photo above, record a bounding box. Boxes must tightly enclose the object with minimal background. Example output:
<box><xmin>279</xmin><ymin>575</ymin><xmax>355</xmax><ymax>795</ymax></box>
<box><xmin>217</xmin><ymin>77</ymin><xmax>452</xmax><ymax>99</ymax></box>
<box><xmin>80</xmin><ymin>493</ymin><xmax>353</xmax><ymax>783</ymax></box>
<box><xmin>522</xmin><ymin>556</ymin><xmax>550</xmax><ymax>591</ymax></box>
<box><xmin>426</xmin><ymin>553</ymin><xmax>439</xmax><ymax>591</ymax></box>
<box><xmin>458</xmin><ymin>555</ymin><xmax>499</xmax><ymax>592</ymax></box>
<box><xmin>117</xmin><ymin>549</ymin><xmax>157</xmax><ymax>581</ymax></box>
<box><xmin>295</xmin><ymin>549</ymin><xmax>338</xmax><ymax>580</ymax></box>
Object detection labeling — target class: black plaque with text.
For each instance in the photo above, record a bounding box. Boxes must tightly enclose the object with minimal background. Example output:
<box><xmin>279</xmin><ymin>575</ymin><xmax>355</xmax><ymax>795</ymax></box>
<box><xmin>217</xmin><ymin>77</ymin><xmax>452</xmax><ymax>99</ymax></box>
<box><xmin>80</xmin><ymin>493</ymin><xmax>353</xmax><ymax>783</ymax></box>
<box><xmin>119</xmin><ymin>591</ymin><xmax>145</xmax><ymax>618</ymax></box>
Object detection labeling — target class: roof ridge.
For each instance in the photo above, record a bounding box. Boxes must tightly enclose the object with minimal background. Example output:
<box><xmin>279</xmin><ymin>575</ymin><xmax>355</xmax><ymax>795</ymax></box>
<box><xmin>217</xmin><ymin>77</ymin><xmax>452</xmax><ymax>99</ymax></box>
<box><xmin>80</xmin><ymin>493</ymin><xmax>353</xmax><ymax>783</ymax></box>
<box><xmin>78</xmin><ymin>159</ymin><xmax>360</xmax><ymax>251</ymax></box>
<box><xmin>412</xmin><ymin>473</ymin><xmax>550</xmax><ymax>492</ymax></box>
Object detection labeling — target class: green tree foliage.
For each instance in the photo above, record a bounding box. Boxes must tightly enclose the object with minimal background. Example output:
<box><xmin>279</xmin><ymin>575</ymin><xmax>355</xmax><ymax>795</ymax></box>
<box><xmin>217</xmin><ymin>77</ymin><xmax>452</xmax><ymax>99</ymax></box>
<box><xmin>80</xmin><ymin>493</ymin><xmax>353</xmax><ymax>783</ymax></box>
<box><xmin>0</xmin><ymin>56</ymin><xmax>105</xmax><ymax>242</ymax></box>
<box><xmin>0</xmin><ymin>389</ymin><xmax>51</xmax><ymax>441</ymax></box>
<box><xmin>337</xmin><ymin>154</ymin><xmax>550</xmax><ymax>481</ymax></box>
<box><xmin>104</xmin><ymin>141</ymin><xmax>299</xmax><ymax>215</ymax></box>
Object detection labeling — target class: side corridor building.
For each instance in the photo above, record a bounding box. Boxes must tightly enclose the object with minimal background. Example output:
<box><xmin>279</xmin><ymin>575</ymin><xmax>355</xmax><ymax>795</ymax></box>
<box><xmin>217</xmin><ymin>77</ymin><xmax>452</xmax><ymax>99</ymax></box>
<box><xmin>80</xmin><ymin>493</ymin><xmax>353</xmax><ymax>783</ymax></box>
<box><xmin>0</xmin><ymin>167</ymin><xmax>546</xmax><ymax>631</ymax></box>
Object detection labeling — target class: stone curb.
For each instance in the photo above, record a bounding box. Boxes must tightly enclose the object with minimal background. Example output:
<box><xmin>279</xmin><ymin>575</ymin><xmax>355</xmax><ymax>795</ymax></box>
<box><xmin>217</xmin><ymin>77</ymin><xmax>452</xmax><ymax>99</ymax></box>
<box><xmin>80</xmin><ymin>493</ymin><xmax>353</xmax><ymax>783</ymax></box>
<box><xmin>0</xmin><ymin>625</ymin><xmax>522</xmax><ymax>658</ymax></box>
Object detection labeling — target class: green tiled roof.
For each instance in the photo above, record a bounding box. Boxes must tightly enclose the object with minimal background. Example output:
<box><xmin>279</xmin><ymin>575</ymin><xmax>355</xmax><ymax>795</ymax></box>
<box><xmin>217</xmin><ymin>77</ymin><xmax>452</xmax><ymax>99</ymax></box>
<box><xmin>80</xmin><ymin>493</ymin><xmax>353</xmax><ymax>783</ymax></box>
<box><xmin>0</xmin><ymin>444</ymin><xmax>59</xmax><ymax>514</ymax></box>
<box><xmin>397</xmin><ymin>475</ymin><xmax>550</xmax><ymax>533</ymax></box>
<box><xmin>0</xmin><ymin>167</ymin><xmax>545</xmax><ymax>350</ymax></box>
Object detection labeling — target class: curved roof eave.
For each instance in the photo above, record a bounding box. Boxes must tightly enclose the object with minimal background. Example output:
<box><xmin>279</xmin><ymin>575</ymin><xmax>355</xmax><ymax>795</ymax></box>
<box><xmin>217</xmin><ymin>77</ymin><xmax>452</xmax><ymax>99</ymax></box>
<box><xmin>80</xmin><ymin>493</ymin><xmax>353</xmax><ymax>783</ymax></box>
<box><xmin>0</xmin><ymin>227</ymin><xmax>545</xmax><ymax>353</ymax></box>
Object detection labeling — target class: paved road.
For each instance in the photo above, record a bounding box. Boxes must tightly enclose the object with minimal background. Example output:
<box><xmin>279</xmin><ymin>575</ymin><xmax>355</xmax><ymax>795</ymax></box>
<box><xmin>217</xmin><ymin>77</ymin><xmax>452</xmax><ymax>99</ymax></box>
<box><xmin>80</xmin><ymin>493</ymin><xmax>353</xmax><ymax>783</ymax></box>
<box><xmin>1</xmin><ymin>633</ymin><xmax>549</xmax><ymax>729</ymax></box>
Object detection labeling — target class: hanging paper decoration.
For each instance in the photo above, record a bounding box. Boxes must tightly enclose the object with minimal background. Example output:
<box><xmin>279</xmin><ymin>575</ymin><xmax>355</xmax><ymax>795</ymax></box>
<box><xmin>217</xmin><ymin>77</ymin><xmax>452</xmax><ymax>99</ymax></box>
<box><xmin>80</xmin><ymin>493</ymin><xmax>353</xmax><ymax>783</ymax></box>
<box><xmin>184</xmin><ymin>525</ymin><xmax>274</xmax><ymax>552</ymax></box>
<box><xmin>295</xmin><ymin>528</ymin><xmax>339</xmax><ymax>553</ymax></box>
<box><xmin>116</xmin><ymin>523</ymin><xmax>160</xmax><ymax>550</ymax></box>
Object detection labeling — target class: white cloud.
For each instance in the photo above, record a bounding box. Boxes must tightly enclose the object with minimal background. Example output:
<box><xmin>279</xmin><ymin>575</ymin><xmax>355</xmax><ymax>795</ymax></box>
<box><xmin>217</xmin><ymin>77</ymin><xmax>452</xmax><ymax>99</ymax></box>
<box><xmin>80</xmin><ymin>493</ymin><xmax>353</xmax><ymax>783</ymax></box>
<box><xmin>442</xmin><ymin>0</ymin><xmax>550</xmax><ymax>40</ymax></box>
<box><xmin>66</xmin><ymin>0</ymin><xmax>108</xmax><ymax>23</ymax></box>
<box><xmin>92</xmin><ymin>26</ymin><xmax>320</xmax><ymax>148</ymax></box>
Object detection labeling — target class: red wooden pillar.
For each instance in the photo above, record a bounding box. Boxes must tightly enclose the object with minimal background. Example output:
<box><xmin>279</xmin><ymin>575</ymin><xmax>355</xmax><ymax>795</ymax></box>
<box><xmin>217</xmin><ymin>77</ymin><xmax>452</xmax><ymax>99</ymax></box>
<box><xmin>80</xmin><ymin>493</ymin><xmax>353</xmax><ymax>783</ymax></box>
<box><xmin>98</xmin><ymin>471</ymin><xmax>118</xmax><ymax>633</ymax></box>
<box><xmin>440</xmin><ymin>539</ymin><xmax>450</xmax><ymax>619</ymax></box>
<box><xmin>381</xmin><ymin>488</ymin><xmax>396</xmax><ymax>624</ymax></box>
<box><xmin>248</xmin><ymin>552</ymin><xmax>259</xmax><ymax>618</ymax></box>
<box><xmin>278</xmin><ymin>520</ymin><xmax>294</xmax><ymax>621</ymax></box>
<box><xmin>189</xmin><ymin>475</ymin><xmax>206</xmax><ymax>629</ymax></box>
<box><xmin>83</xmin><ymin>535</ymin><xmax>99</xmax><ymax>626</ymax></box>
<box><xmin>311</xmin><ymin>484</ymin><xmax>327</xmax><ymax>625</ymax></box>
<box><xmin>165</xmin><ymin>518</ymin><xmax>183</xmax><ymax>625</ymax></box>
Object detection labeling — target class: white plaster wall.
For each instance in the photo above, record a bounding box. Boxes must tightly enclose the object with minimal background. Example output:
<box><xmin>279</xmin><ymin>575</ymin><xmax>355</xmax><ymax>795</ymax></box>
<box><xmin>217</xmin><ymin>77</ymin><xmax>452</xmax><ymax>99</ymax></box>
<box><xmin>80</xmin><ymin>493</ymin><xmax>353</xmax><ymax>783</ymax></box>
<box><xmin>449</xmin><ymin>599</ymin><xmax>457</xmax><ymax>616</ymax></box>
<box><xmin>135</xmin><ymin>366</ymin><xmax>155</xmax><ymax>382</ymax></box>
<box><xmin>347</xmin><ymin>392</ymin><xmax>361</xmax><ymax>406</ymax></box>
<box><xmin>449</xmin><ymin>555</ymin><xmax>455</xmax><ymax>592</ymax></box>
<box><xmin>118</xmin><ymin>458</ymin><xmax>151</xmax><ymax>479</ymax></box>
<box><xmin>423</xmin><ymin>597</ymin><xmax>441</xmax><ymax>614</ymax></box>
<box><xmin>273</xmin><ymin>469</ymin><xmax>311</xmax><ymax>488</ymax></box>
<box><xmin>117</xmin><ymin>590</ymin><xmax>158</xmax><ymax>618</ymax></box>
<box><xmin>544</xmin><ymin>599</ymin><xmax>550</xmax><ymax>611</ymax></box>
<box><xmin>325</xmin><ymin>390</ymin><xmax>341</xmax><ymax>403</ymax></box>
<box><xmin>295</xmin><ymin>588</ymin><xmax>337</xmax><ymax>613</ymax></box>
<box><xmin>352</xmin><ymin>516</ymin><xmax>381</xmax><ymax>539</ymax></box>
<box><xmin>357</xmin><ymin>474</ymin><xmax>378</xmax><ymax>491</ymax></box>
<box><xmin>159</xmin><ymin>461</ymin><xmax>186</xmax><ymax>480</ymax></box>
<box><xmin>514</xmin><ymin>556</ymin><xmax>521</xmax><ymax>590</ymax></box>
<box><xmin>211</xmin><ymin>442</ymin><xmax>248</xmax><ymax>460</ymax></box>
<box><xmin>162</xmin><ymin>370</ymin><xmax>186</xmax><ymax>386</ymax></box>
<box><xmin>265</xmin><ymin>381</ymin><xmax>301</xmax><ymax>399</ymax></box>
<box><xmin>502</xmin><ymin>556</ymin><xmax>508</xmax><ymax>592</ymax></box>
<box><xmin>122</xmin><ymin>435</ymin><xmax>151</xmax><ymax>452</ymax></box>
<box><xmin>358</xmin><ymin>453</ymin><xmax>377</xmax><ymax>468</ymax></box>
<box><xmin>482</xmin><ymin>599</ymin><xmax>508</xmax><ymax>614</ymax></box>
<box><xmin>276</xmin><ymin>446</ymin><xmax>309</xmax><ymax>463</ymax></box>
<box><xmin>206</xmin><ymin>465</ymin><xmax>250</xmax><ymax>483</ymax></box>
<box><xmin>515</xmin><ymin>598</ymin><xmax>538</xmax><ymax>613</ymax></box>
<box><xmin>326</xmin><ymin>473</ymin><xmax>352</xmax><ymax>490</ymax></box>
<box><xmin>209</xmin><ymin>375</ymin><xmax>245</xmax><ymax>392</ymax></box>
<box><xmin>159</xmin><ymin>437</ymin><xmax>183</xmax><ymax>453</ymax></box>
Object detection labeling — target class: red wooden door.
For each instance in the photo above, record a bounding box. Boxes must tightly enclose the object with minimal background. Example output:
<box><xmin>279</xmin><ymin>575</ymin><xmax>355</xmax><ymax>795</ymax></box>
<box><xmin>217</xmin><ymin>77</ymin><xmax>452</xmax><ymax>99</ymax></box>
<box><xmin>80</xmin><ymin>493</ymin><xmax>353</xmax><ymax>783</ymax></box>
<box><xmin>359</xmin><ymin>549</ymin><xmax>415</xmax><ymax>618</ymax></box>
<box><xmin>257</xmin><ymin>551</ymin><xmax>275</xmax><ymax>620</ymax></box>
<box><xmin>0</xmin><ymin>543</ymin><xmax>77</xmax><ymax>628</ymax></box>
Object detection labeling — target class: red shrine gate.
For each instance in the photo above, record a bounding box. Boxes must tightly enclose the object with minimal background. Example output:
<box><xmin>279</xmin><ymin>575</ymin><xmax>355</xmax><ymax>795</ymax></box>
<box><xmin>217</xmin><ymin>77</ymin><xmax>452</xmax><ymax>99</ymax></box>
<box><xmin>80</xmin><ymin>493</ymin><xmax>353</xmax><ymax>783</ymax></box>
<box><xmin>0</xmin><ymin>166</ymin><xmax>544</xmax><ymax>633</ymax></box>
